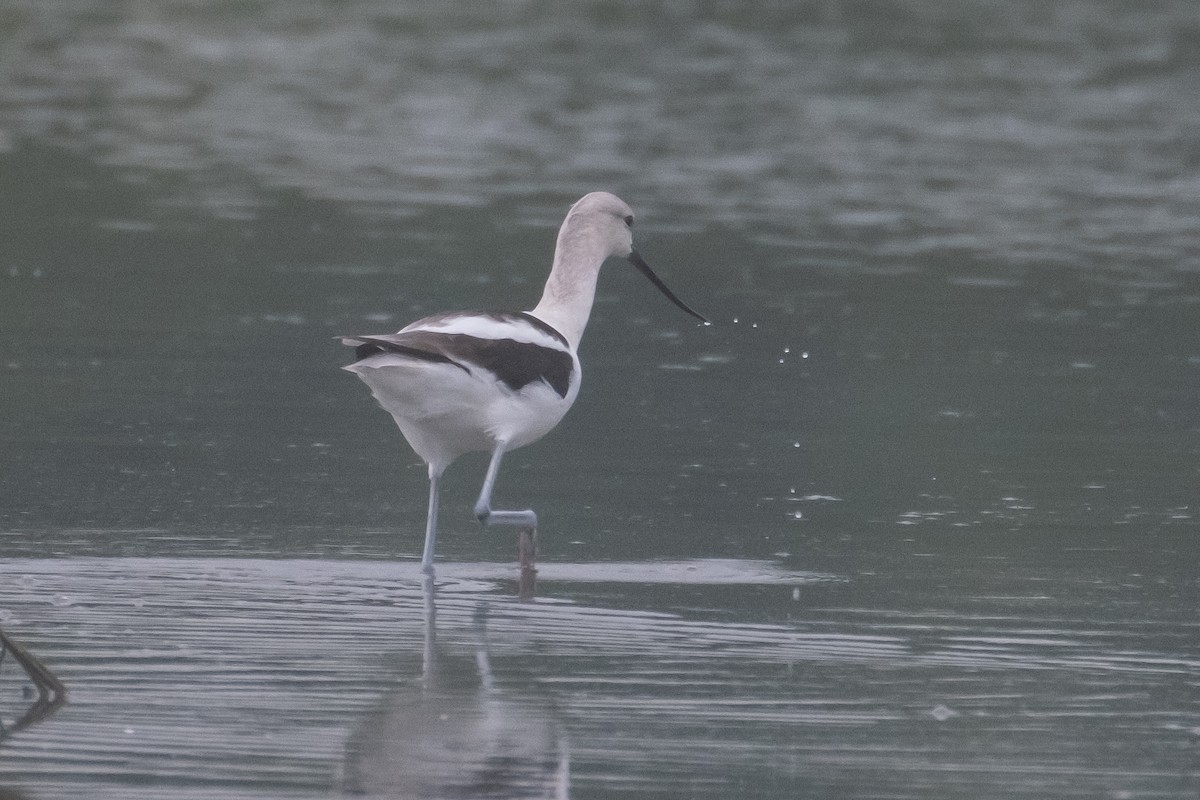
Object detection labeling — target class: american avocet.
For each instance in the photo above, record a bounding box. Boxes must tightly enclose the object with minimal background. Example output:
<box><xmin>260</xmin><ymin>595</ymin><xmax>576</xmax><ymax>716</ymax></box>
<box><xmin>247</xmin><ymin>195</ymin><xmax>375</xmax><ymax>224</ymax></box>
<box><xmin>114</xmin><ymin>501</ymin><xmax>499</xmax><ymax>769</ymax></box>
<box><xmin>341</xmin><ymin>191</ymin><xmax>707</xmax><ymax>574</ymax></box>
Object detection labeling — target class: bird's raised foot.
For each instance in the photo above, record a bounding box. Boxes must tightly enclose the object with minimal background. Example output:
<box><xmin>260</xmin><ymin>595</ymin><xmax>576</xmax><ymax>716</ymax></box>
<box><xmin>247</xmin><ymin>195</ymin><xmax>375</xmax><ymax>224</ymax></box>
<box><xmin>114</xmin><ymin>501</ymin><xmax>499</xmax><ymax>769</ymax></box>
<box><xmin>475</xmin><ymin>506</ymin><xmax>538</xmax><ymax>529</ymax></box>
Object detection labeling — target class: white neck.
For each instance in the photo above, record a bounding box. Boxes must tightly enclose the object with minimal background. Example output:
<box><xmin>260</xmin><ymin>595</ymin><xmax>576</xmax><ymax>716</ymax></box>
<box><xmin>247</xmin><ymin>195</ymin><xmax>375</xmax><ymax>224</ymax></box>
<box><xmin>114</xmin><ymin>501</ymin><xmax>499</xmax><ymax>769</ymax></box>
<box><xmin>528</xmin><ymin>218</ymin><xmax>612</xmax><ymax>351</ymax></box>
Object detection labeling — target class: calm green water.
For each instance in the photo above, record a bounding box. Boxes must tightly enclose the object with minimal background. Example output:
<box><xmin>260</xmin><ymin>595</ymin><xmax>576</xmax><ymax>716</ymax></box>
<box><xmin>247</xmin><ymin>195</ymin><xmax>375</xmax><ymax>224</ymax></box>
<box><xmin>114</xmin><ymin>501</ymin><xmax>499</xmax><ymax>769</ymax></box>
<box><xmin>1</xmin><ymin>2</ymin><xmax>1198</xmax><ymax>798</ymax></box>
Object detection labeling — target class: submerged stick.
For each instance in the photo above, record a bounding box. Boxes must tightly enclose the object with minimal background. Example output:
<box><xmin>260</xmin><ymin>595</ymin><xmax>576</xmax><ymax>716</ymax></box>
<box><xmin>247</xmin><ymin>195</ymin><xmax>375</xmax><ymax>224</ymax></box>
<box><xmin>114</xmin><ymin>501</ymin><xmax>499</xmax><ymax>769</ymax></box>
<box><xmin>0</xmin><ymin>627</ymin><xmax>66</xmax><ymax>738</ymax></box>
<box><xmin>0</xmin><ymin>628</ymin><xmax>65</xmax><ymax>701</ymax></box>
<box><xmin>518</xmin><ymin>526</ymin><xmax>537</xmax><ymax>601</ymax></box>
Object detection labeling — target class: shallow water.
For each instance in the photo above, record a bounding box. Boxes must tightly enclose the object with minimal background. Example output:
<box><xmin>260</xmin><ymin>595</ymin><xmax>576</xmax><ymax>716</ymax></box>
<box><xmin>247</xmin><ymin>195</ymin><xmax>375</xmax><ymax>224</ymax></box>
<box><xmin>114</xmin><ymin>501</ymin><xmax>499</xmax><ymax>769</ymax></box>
<box><xmin>2</xmin><ymin>555</ymin><xmax>1195</xmax><ymax>799</ymax></box>
<box><xmin>1</xmin><ymin>1</ymin><xmax>1199</xmax><ymax>798</ymax></box>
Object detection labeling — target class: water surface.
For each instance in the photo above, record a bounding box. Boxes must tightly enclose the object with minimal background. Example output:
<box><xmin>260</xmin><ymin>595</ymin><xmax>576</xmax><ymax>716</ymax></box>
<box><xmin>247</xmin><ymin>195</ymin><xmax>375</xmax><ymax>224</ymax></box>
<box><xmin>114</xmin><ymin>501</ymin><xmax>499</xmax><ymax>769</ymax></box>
<box><xmin>2</xmin><ymin>556</ymin><xmax>1196</xmax><ymax>799</ymax></box>
<box><xmin>1</xmin><ymin>1</ymin><xmax>1198</xmax><ymax>798</ymax></box>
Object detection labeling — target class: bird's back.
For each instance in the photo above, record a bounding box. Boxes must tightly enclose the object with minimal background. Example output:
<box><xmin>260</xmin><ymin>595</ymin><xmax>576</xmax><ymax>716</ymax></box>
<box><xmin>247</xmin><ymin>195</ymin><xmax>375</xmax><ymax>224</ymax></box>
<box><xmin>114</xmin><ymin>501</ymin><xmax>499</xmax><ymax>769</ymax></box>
<box><xmin>342</xmin><ymin>311</ymin><xmax>580</xmax><ymax>468</ymax></box>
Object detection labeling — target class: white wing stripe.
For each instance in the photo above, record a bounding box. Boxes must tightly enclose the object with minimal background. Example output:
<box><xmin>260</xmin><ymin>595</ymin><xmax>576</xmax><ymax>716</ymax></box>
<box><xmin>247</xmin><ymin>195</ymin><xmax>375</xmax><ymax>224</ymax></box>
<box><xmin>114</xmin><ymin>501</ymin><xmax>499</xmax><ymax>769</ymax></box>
<box><xmin>400</xmin><ymin>313</ymin><xmax>570</xmax><ymax>352</ymax></box>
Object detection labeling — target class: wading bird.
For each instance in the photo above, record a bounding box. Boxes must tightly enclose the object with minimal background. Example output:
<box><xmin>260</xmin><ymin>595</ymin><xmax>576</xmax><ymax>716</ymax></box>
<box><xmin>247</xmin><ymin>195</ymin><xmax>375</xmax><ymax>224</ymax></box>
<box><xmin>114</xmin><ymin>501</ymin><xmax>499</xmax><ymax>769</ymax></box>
<box><xmin>342</xmin><ymin>192</ymin><xmax>707</xmax><ymax>574</ymax></box>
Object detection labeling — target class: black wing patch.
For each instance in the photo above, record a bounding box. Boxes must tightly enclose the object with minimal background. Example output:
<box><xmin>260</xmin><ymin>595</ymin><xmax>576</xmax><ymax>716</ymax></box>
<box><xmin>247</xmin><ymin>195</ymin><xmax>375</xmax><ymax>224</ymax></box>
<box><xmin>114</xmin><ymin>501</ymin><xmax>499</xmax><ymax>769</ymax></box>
<box><xmin>344</xmin><ymin>328</ymin><xmax>573</xmax><ymax>398</ymax></box>
<box><xmin>347</xmin><ymin>335</ymin><xmax>471</xmax><ymax>375</ymax></box>
<box><xmin>464</xmin><ymin>336</ymin><xmax>574</xmax><ymax>398</ymax></box>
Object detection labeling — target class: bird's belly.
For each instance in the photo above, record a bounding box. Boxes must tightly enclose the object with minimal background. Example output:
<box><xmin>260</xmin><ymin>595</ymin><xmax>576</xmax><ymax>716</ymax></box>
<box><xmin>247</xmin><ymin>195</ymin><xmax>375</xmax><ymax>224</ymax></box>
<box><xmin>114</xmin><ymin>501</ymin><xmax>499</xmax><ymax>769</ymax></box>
<box><xmin>489</xmin><ymin>385</ymin><xmax>574</xmax><ymax>449</ymax></box>
<box><xmin>348</xmin><ymin>357</ymin><xmax>578</xmax><ymax>467</ymax></box>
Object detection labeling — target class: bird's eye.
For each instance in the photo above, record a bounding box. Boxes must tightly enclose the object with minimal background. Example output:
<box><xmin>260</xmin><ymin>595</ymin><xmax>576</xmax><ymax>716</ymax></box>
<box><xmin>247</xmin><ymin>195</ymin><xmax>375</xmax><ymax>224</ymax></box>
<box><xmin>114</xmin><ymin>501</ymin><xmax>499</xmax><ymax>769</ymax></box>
<box><xmin>624</xmin><ymin>215</ymin><xmax>634</xmax><ymax>227</ymax></box>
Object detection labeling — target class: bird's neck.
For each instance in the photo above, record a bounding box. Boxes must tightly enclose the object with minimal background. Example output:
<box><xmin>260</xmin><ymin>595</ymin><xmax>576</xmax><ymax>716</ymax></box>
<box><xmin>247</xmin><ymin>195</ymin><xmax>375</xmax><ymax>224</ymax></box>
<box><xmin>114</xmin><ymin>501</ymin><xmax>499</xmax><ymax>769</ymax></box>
<box><xmin>529</xmin><ymin>224</ymin><xmax>608</xmax><ymax>351</ymax></box>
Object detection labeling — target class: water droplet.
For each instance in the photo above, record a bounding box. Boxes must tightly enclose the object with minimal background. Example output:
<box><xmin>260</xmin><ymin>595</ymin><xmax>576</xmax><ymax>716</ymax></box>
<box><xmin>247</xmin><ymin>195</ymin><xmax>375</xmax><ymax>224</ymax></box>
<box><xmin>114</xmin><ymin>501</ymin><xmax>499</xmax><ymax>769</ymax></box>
<box><xmin>931</xmin><ymin>704</ymin><xmax>958</xmax><ymax>722</ymax></box>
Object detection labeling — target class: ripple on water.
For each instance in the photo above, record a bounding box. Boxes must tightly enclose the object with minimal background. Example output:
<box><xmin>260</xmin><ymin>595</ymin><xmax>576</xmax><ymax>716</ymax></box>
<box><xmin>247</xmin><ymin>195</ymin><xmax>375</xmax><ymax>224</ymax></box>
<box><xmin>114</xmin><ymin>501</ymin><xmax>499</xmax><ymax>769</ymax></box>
<box><xmin>0</xmin><ymin>557</ymin><xmax>1195</xmax><ymax>799</ymax></box>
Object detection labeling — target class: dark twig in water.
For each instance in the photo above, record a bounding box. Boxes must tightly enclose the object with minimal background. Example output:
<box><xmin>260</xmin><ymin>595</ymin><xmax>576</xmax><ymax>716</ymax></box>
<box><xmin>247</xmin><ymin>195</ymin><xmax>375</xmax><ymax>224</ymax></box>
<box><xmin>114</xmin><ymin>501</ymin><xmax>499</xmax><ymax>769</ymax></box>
<box><xmin>518</xmin><ymin>526</ymin><xmax>537</xmax><ymax>601</ymax></box>
<box><xmin>0</xmin><ymin>627</ymin><xmax>67</xmax><ymax>740</ymax></box>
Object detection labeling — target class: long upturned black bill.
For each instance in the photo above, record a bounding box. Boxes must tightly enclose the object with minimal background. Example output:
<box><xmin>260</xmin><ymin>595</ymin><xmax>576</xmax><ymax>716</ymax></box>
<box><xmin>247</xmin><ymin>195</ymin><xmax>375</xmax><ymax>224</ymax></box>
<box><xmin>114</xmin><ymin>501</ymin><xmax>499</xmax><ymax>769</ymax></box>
<box><xmin>628</xmin><ymin>249</ymin><xmax>709</xmax><ymax>324</ymax></box>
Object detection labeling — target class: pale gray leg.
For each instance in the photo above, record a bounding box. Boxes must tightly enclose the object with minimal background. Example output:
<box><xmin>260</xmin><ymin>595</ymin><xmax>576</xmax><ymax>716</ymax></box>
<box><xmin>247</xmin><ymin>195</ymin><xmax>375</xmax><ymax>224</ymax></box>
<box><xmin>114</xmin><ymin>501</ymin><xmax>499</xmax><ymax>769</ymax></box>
<box><xmin>474</xmin><ymin>444</ymin><xmax>537</xmax><ymax>528</ymax></box>
<box><xmin>420</xmin><ymin>467</ymin><xmax>442</xmax><ymax>575</ymax></box>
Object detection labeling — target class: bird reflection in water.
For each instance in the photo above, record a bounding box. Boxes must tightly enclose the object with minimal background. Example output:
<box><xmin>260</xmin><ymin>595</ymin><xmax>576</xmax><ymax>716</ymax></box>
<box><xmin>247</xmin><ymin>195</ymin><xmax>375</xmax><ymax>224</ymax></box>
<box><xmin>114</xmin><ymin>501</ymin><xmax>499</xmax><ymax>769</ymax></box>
<box><xmin>341</xmin><ymin>576</ymin><xmax>569</xmax><ymax>798</ymax></box>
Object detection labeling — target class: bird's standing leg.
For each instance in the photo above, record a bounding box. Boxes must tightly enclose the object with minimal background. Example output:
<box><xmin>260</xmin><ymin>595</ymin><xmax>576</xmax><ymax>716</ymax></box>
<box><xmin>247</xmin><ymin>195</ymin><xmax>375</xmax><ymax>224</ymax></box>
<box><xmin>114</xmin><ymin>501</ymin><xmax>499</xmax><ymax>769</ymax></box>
<box><xmin>420</xmin><ymin>466</ymin><xmax>442</xmax><ymax>575</ymax></box>
<box><xmin>474</xmin><ymin>444</ymin><xmax>538</xmax><ymax>529</ymax></box>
